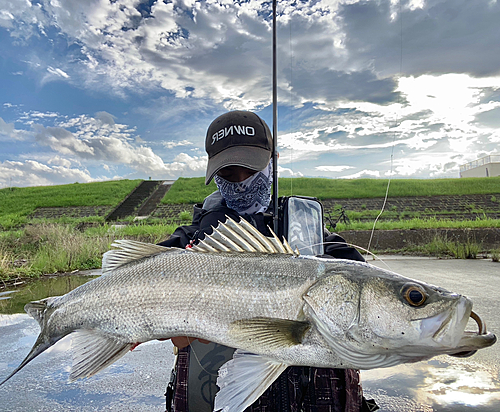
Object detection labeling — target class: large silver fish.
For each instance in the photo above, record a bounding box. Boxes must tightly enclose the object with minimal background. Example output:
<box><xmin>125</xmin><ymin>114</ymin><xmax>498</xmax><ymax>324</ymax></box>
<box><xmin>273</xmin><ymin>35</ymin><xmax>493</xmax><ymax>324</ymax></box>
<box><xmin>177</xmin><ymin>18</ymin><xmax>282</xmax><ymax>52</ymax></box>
<box><xmin>0</xmin><ymin>218</ymin><xmax>496</xmax><ymax>412</ymax></box>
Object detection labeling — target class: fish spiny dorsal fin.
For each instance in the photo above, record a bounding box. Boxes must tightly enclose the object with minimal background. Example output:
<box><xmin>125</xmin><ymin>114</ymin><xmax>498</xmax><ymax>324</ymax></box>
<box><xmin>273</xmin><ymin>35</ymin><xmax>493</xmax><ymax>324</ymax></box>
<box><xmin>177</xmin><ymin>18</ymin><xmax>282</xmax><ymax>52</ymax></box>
<box><xmin>208</xmin><ymin>225</ymin><xmax>245</xmax><ymax>252</ymax></box>
<box><xmin>202</xmin><ymin>231</ymin><xmax>232</xmax><ymax>252</ymax></box>
<box><xmin>190</xmin><ymin>216</ymin><xmax>298</xmax><ymax>256</ymax></box>
<box><xmin>102</xmin><ymin>240</ymin><xmax>172</xmax><ymax>273</ymax></box>
<box><xmin>267</xmin><ymin>225</ymin><xmax>294</xmax><ymax>254</ymax></box>
<box><xmin>222</xmin><ymin>217</ymin><xmax>269</xmax><ymax>253</ymax></box>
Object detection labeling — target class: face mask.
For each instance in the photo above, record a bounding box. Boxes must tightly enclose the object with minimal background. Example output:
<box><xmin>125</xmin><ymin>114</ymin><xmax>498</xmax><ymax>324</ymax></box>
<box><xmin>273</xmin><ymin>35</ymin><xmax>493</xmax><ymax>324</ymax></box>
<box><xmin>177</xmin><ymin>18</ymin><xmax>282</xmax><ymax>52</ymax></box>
<box><xmin>214</xmin><ymin>159</ymin><xmax>273</xmax><ymax>215</ymax></box>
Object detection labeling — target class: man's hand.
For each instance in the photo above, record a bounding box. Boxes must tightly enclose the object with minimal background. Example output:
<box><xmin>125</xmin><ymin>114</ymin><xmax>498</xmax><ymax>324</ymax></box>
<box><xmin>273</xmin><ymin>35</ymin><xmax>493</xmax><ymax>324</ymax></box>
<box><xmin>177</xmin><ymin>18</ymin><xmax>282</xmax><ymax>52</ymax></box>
<box><xmin>170</xmin><ymin>337</ymin><xmax>211</xmax><ymax>349</ymax></box>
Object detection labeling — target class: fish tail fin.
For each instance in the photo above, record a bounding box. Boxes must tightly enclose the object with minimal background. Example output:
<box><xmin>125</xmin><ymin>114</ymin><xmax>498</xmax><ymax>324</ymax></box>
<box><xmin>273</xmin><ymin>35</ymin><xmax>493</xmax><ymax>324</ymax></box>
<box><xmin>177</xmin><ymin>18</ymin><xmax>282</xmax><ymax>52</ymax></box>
<box><xmin>0</xmin><ymin>298</ymin><xmax>62</xmax><ymax>386</ymax></box>
<box><xmin>25</xmin><ymin>297</ymin><xmax>58</xmax><ymax>326</ymax></box>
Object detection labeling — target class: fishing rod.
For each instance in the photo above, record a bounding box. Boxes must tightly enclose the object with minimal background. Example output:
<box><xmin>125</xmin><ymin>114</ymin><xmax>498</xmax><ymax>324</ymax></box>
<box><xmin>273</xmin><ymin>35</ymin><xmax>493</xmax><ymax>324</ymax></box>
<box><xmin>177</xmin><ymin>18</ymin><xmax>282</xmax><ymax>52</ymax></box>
<box><xmin>270</xmin><ymin>1</ymin><xmax>324</xmax><ymax>257</ymax></box>
<box><xmin>272</xmin><ymin>0</ymin><xmax>279</xmax><ymax>234</ymax></box>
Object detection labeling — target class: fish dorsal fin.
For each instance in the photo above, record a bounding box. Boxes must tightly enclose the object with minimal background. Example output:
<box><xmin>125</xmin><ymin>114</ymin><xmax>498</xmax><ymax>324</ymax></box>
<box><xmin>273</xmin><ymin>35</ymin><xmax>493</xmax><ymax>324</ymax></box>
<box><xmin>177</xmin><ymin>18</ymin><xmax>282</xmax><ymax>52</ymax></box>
<box><xmin>190</xmin><ymin>216</ymin><xmax>297</xmax><ymax>256</ymax></box>
<box><xmin>215</xmin><ymin>350</ymin><xmax>288</xmax><ymax>412</ymax></box>
<box><xmin>102</xmin><ymin>240</ymin><xmax>171</xmax><ymax>273</ymax></box>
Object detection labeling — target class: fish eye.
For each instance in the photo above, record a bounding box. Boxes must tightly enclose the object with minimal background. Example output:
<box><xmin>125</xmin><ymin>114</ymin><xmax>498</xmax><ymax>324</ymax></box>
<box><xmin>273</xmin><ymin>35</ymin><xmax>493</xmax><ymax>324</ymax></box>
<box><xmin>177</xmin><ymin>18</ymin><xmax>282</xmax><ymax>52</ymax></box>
<box><xmin>402</xmin><ymin>284</ymin><xmax>427</xmax><ymax>307</ymax></box>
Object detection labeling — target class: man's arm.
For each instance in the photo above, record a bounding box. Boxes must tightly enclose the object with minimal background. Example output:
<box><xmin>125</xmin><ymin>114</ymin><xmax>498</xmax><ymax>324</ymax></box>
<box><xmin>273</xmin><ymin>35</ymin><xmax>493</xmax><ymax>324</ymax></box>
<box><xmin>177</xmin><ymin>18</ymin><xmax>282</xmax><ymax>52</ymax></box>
<box><xmin>322</xmin><ymin>232</ymin><xmax>365</xmax><ymax>262</ymax></box>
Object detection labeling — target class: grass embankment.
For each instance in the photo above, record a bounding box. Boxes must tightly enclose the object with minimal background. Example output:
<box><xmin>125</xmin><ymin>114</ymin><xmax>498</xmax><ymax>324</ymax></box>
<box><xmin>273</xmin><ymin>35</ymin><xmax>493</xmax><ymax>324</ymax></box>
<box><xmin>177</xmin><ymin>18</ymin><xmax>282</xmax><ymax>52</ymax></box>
<box><xmin>0</xmin><ymin>179</ymin><xmax>142</xmax><ymax>230</ymax></box>
<box><xmin>1</xmin><ymin>177</ymin><xmax>500</xmax><ymax>283</ymax></box>
<box><xmin>332</xmin><ymin>217</ymin><xmax>500</xmax><ymax>232</ymax></box>
<box><xmin>162</xmin><ymin>176</ymin><xmax>500</xmax><ymax>203</ymax></box>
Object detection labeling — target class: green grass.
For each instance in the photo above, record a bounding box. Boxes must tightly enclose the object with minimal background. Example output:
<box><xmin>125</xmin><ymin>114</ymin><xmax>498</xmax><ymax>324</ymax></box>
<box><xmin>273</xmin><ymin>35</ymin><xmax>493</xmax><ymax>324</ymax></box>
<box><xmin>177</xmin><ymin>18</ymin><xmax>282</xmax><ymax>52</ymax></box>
<box><xmin>0</xmin><ymin>180</ymin><xmax>141</xmax><ymax>230</ymax></box>
<box><xmin>85</xmin><ymin>220</ymin><xmax>179</xmax><ymax>243</ymax></box>
<box><xmin>0</xmin><ymin>220</ymin><xmax>179</xmax><ymax>281</ymax></box>
<box><xmin>162</xmin><ymin>176</ymin><xmax>500</xmax><ymax>204</ymax></box>
<box><xmin>492</xmin><ymin>249</ymin><xmax>500</xmax><ymax>262</ymax></box>
<box><xmin>406</xmin><ymin>235</ymin><xmax>481</xmax><ymax>259</ymax></box>
<box><xmin>161</xmin><ymin>177</ymin><xmax>218</xmax><ymax>204</ymax></box>
<box><xmin>332</xmin><ymin>216</ymin><xmax>500</xmax><ymax>232</ymax></box>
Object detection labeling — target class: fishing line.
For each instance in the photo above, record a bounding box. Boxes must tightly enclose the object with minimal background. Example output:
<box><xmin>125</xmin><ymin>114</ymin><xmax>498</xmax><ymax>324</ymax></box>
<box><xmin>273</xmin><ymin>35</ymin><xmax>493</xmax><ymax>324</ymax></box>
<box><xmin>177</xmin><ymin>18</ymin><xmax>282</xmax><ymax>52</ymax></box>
<box><xmin>300</xmin><ymin>242</ymin><xmax>392</xmax><ymax>270</ymax></box>
<box><xmin>365</xmin><ymin>0</ymin><xmax>404</xmax><ymax>257</ymax></box>
<box><xmin>288</xmin><ymin>16</ymin><xmax>294</xmax><ymax>197</ymax></box>
<box><xmin>183</xmin><ymin>293</ymin><xmax>218</xmax><ymax>376</ymax></box>
<box><xmin>189</xmin><ymin>342</ymin><xmax>218</xmax><ymax>377</ymax></box>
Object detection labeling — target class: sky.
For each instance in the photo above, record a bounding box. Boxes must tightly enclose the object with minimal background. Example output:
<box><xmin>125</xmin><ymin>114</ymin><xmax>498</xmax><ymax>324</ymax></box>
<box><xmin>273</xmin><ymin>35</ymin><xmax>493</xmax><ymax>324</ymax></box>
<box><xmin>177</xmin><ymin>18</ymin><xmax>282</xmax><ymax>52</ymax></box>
<box><xmin>1</xmin><ymin>0</ymin><xmax>500</xmax><ymax>188</ymax></box>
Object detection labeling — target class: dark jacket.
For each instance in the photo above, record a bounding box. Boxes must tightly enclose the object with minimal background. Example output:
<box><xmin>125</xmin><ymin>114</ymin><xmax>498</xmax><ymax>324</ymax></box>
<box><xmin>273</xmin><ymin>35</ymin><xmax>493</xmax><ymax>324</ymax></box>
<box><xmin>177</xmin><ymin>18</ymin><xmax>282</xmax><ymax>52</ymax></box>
<box><xmin>158</xmin><ymin>191</ymin><xmax>364</xmax><ymax>262</ymax></box>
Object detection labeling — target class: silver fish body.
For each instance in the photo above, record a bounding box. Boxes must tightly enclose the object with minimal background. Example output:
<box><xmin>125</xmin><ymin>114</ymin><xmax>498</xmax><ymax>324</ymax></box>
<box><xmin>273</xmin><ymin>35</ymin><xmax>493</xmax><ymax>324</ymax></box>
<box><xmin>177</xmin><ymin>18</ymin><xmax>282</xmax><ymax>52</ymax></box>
<box><xmin>0</xmin><ymin>219</ymin><xmax>496</xmax><ymax>412</ymax></box>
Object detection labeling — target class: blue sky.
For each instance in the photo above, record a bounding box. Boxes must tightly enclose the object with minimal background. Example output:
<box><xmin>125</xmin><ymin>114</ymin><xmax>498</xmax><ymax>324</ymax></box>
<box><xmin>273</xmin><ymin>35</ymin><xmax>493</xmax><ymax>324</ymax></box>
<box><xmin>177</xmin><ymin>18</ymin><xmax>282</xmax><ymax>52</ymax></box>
<box><xmin>1</xmin><ymin>0</ymin><xmax>500</xmax><ymax>187</ymax></box>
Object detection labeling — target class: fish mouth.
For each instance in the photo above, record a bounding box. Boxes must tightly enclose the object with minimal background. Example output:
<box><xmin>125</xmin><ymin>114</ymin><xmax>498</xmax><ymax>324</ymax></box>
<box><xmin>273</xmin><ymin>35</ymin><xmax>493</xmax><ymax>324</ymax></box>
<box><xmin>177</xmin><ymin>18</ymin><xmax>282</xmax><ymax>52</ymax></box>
<box><xmin>422</xmin><ymin>298</ymin><xmax>496</xmax><ymax>357</ymax></box>
<box><xmin>448</xmin><ymin>311</ymin><xmax>497</xmax><ymax>358</ymax></box>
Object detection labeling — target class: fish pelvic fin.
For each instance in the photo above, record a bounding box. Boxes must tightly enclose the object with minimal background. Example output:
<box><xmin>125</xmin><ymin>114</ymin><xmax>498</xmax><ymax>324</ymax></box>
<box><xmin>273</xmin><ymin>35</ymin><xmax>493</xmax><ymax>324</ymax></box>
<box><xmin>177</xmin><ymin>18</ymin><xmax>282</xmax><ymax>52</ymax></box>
<box><xmin>215</xmin><ymin>350</ymin><xmax>288</xmax><ymax>412</ymax></box>
<box><xmin>1</xmin><ymin>297</ymin><xmax>62</xmax><ymax>386</ymax></box>
<box><xmin>190</xmin><ymin>215</ymin><xmax>297</xmax><ymax>256</ymax></box>
<box><xmin>102</xmin><ymin>240</ymin><xmax>171</xmax><ymax>273</ymax></box>
<box><xmin>229</xmin><ymin>317</ymin><xmax>310</xmax><ymax>351</ymax></box>
<box><xmin>70</xmin><ymin>330</ymin><xmax>134</xmax><ymax>381</ymax></box>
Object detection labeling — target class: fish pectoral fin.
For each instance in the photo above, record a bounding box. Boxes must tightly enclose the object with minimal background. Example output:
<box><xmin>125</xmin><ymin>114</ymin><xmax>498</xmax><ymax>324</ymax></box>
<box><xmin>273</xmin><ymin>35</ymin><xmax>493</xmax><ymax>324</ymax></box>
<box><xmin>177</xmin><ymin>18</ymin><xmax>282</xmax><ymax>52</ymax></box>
<box><xmin>102</xmin><ymin>240</ymin><xmax>173</xmax><ymax>273</ymax></box>
<box><xmin>229</xmin><ymin>317</ymin><xmax>310</xmax><ymax>350</ymax></box>
<box><xmin>214</xmin><ymin>350</ymin><xmax>288</xmax><ymax>412</ymax></box>
<box><xmin>70</xmin><ymin>330</ymin><xmax>134</xmax><ymax>381</ymax></box>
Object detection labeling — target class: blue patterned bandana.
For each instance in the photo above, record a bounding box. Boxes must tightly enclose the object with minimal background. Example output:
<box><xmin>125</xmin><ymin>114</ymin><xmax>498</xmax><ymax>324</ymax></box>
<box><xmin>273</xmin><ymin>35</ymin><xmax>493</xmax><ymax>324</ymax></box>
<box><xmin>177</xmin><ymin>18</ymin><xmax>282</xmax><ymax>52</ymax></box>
<box><xmin>214</xmin><ymin>159</ymin><xmax>273</xmax><ymax>215</ymax></box>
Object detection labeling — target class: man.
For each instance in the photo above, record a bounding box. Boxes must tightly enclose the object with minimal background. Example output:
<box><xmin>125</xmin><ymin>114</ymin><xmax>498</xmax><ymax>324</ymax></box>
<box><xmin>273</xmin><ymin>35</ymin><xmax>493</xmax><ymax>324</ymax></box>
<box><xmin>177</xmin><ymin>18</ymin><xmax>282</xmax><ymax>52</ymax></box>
<box><xmin>160</xmin><ymin>110</ymin><xmax>370</xmax><ymax>412</ymax></box>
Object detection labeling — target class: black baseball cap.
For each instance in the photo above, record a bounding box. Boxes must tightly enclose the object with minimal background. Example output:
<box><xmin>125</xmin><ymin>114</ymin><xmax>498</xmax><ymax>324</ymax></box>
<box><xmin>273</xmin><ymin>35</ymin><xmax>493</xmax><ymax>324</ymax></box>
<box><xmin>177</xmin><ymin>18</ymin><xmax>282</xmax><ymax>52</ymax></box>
<box><xmin>205</xmin><ymin>110</ymin><xmax>273</xmax><ymax>185</ymax></box>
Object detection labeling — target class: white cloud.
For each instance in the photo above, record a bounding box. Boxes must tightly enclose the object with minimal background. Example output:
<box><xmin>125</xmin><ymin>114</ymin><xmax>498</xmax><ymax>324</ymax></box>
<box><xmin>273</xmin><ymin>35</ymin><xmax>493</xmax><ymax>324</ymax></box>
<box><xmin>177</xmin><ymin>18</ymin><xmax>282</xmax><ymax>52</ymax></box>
<box><xmin>0</xmin><ymin>109</ymin><xmax>214</xmax><ymax>185</ymax></box>
<box><xmin>46</xmin><ymin>66</ymin><xmax>70</xmax><ymax>79</ymax></box>
<box><xmin>0</xmin><ymin>117</ymin><xmax>29</xmax><ymax>141</ymax></box>
<box><xmin>0</xmin><ymin>160</ymin><xmax>93</xmax><ymax>187</ymax></box>
<box><xmin>171</xmin><ymin>153</ymin><xmax>207</xmax><ymax>173</ymax></box>
<box><xmin>0</xmin><ymin>117</ymin><xmax>16</xmax><ymax>138</ymax></box>
<box><xmin>48</xmin><ymin>155</ymin><xmax>72</xmax><ymax>168</ymax></box>
<box><xmin>162</xmin><ymin>139</ymin><xmax>192</xmax><ymax>149</ymax></box>
<box><xmin>0</xmin><ymin>10</ymin><xmax>15</xmax><ymax>29</ymax></box>
<box><xmin>339</xmin><ymin>170</ymin><xmax>381</xmax><ymax>179</ymax></box>
<box><xmin>315</xmin><ymin>165</ymin><xmax>354</xmax><ymax>172</ymax></box>
<box><xmin>2</xmin><ymin>0</ymin><xmax>500</xmax><ymax>184</ymax></box>
<box><xmin>278</xmin><ymin>165</ymin><xmax>303</xmax><ymax>177</ymax></box>
<box><xmin>390</xmin><ymin>152</ymin><xmax>463</xmax><ymax>178</ymax></box>
<box><xmin>95</xmin><ymin>111</ymin><xmax>116</xmax><ymax>126</ymax></box>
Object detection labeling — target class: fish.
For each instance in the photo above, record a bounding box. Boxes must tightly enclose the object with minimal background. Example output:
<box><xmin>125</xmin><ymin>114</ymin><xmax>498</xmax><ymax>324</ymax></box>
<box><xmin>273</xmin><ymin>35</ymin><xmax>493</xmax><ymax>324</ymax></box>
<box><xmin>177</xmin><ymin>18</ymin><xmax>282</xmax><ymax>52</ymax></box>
<box><xmin>0</xmin><ymin>217</ymin><xmax>496</xmax><ymax>412</ymax></box>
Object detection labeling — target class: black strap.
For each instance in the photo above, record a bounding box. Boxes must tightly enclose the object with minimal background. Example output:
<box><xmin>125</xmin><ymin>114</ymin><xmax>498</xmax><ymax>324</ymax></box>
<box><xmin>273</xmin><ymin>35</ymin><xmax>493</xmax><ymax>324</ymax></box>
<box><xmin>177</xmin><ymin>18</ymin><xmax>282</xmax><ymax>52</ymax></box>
<box><xmin>361</xmin><ymin>397</ymin><xmax>380</xmax><ymax>412</ymax></box>
<box><xmin>164</xmin><ymin>363</ymin><xmax>177</xmax><ymax>412</ymax></box>
<box><xmin>297</xmin><ymin>366</ymin><xmax>311</xmax><ymax>412</ymax></box>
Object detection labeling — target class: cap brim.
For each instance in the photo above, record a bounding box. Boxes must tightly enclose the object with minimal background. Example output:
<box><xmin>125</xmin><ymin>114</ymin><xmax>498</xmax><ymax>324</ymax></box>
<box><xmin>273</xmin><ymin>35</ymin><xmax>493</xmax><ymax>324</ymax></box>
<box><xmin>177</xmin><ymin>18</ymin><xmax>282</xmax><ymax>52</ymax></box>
<box><xmin>205</xmin><ymin>146</ymin><xmax>271</xmax><ymax>185</ymax></box>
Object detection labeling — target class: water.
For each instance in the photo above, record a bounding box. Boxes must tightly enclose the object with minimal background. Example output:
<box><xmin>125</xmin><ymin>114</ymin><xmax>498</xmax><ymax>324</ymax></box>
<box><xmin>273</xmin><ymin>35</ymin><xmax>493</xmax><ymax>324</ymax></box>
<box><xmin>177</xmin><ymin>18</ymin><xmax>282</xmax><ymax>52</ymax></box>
<box><xmin>1</xmin><ymin>258</ymin><xmax>499</xmax><ymax>411</ymax></box>
<box><xmin>0</xmin><ymin>272</ymin><xmax>99</xmax><ymax>315</ymax></box>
